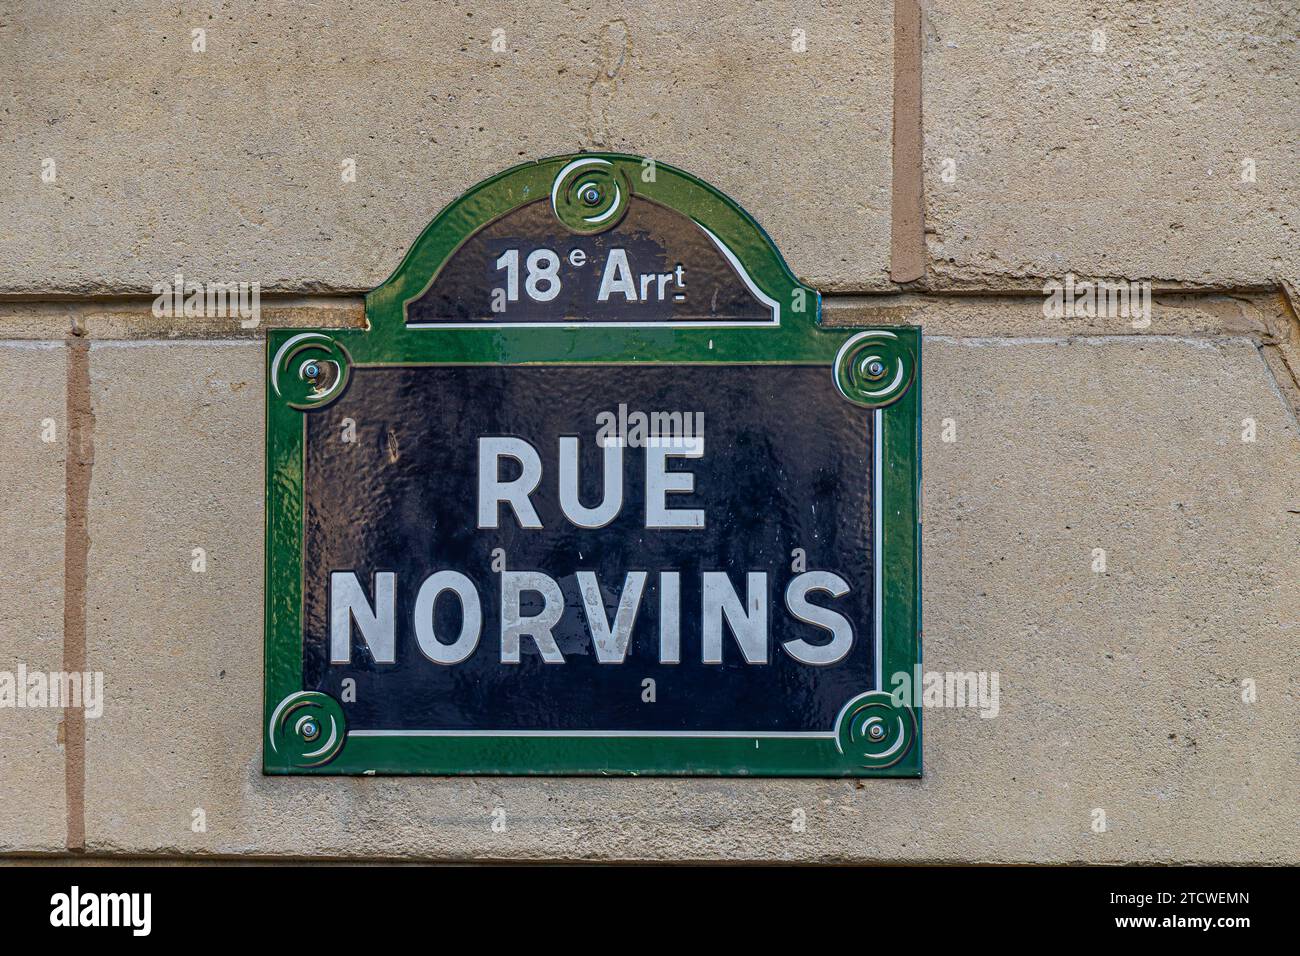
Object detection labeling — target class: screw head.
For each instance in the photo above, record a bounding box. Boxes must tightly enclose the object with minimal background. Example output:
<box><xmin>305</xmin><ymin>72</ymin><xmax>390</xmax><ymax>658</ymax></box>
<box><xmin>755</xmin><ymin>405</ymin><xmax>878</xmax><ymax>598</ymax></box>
<box><xmin>865</xmin><ymin>359</ymin><xmax>886</xmax><ymax>379</ymax></box>
<box><xmin>868</xmin><ymin>723</ymin><xmax>886</xmax><ymax>741</ymax></box>
<box><xmin>301</xmin><ymin>719</ymin><xmax>319</xmax><ymax>741</ymax></box>
<box><xmin>580</xmin><ymin>185</ymin><xmax>602</xmax><ymax>206</ymax></box>
<box><xmin>303</xmin><ymin>362</ymin><xmax>320</xmax><ymax>379</ymax></box>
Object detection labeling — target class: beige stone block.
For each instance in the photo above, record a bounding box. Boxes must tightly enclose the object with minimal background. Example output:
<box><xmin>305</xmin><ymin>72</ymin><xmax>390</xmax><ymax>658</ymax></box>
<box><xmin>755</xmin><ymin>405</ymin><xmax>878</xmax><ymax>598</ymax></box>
<box><xmin>83</xmin><ymin>334</ymin><xmax>1299</xmax><ymax>862</ymax></box>
<box><xmin>923</xmin><ymin>2</ymin><xmax>1299</xmax><ymax>288</ymax></box>
<box><xmin>0</xmin><ymin>2</ymin><xmax>892</xmax><ymax>295</ymax></box>
<box><xmin>917</xmin><ymin>335</ymin><xmax>1300</xmax><ymax>863</ymax></box>
<box><xmin>0</xmin><ymin>341</ymin><xmax>68</xmax><ymax>853</ymax></box>
<box><xmin>84</xmin><ymin>341</ymin><xmax>263</xmax><ymax>853</ymax></box>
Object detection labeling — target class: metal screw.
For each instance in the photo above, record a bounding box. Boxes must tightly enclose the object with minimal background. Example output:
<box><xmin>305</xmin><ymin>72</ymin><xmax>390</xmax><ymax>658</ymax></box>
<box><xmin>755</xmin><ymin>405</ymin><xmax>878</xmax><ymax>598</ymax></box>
<box><xmin>865</xmin><ymin>359</ymin><xmax>886</xmax><ymax>379</ymax></box>
<box><xmin>304</xmin><ymin>362</ymin><xmax>320</xmax><ymax>379</ymax></box>
<box><xmin>580</xmin><ymin>185</ymin><xmax>602</xmax><ymax>206</ymax></box>
<box><xmin>868</xmin><ymin>724</ymin><xmax>886</xmax><ymax>741</ymax></box>
<box><xmin>301</xmin><ymin>719</ymin><xmax>319</xmax><ymax>741</ymax></box>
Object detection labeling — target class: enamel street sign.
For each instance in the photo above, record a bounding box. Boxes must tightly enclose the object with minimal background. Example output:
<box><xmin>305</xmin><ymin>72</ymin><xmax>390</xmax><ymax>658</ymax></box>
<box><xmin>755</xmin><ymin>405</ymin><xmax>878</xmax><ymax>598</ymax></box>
<box><xmin>264</xmin><ymin>154</ymin><xmax>921</xmax><ymax>776</ymax></box>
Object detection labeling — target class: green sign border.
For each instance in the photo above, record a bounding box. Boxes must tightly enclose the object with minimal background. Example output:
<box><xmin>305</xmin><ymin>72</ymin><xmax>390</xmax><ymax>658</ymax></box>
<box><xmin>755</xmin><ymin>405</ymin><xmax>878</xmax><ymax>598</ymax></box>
<box><xmin>264</xmin><ymin>153</ymin><xmax>922</xmax><ymax>777</ymax></box>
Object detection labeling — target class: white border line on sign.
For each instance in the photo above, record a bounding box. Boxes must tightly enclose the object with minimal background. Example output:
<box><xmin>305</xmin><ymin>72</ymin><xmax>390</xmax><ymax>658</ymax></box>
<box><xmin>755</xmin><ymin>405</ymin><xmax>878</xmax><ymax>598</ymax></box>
<box><xmin>349</xmin><ymin>729</ymin><xmax>836</xmax><ymax>739</ymax></box>
<box><xmin>875</xmin><ymin>406</ymin><xmax>883</xmax><ymax>692</ymax></box>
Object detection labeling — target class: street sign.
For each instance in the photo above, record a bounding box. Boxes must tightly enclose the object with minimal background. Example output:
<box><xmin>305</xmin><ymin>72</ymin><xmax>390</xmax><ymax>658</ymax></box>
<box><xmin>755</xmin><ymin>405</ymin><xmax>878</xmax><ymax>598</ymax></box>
<box><xmin>264</xmin><ymin>154</ymin><xmax>921</xmax><ymax>776</ymax></box>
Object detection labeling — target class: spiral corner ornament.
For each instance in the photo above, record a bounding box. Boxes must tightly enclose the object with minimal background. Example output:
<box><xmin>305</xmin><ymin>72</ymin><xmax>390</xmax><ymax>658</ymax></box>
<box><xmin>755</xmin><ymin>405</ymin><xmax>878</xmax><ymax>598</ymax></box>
<box><xmin>270</xmin><ymin>333</ymin><xmax>351</xmax><ymax>410</ymax></box>
<box><xmin>833</xmin><ymin>330</ymin><xmax>915</xmax><ymax>409</ymax></box>
<box><xmin>268</xmin><ymin>691</ymin><xmax>347</xmax><ymax>768</ymax></box>
<box><xmin>551</xmin><ymin>157</ymin><xmax>632</xmax><ymax>235</ymax></box>
<box><xmin>834</xmin><ymin>691</ymin><xmax>917</xmax><ymax>769</ymax></box>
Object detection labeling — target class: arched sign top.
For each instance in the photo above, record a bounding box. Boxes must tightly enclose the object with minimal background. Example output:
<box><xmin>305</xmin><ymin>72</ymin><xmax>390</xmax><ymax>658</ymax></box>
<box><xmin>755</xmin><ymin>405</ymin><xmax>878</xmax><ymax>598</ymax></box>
<box><xmin>366</xmin><ymin>153</ymin><xmax>818</xmax><ymax>335</ymax></box>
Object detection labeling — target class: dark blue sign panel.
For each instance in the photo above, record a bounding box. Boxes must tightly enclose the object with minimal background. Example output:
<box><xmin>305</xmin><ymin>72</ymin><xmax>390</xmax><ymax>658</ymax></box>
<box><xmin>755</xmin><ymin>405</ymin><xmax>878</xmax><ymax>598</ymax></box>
<box><xmin>303</xmin><ymin>365</ymin><xmax>876</xmax><ymax>734</ymax></box>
